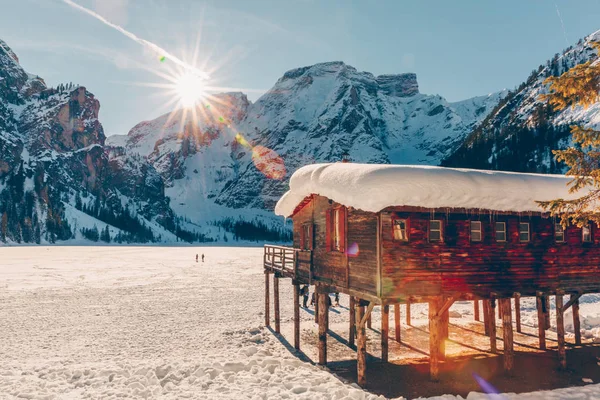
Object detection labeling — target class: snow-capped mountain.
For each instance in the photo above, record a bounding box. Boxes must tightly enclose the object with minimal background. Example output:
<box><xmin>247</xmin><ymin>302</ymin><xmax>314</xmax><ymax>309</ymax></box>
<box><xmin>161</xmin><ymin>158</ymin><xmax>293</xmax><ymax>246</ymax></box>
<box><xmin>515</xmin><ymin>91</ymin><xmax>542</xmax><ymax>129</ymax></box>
<box><xmin>0</xmin><ymin>39</ymin><xmax>201</xmax><ymax>244</ymax></box>
<box><xmin>443</xmin><ymin>31</ymin><xmax>600</xmax><ymax>173</ymax></box>
<box><xmin>111</xmin><ymin>61</ymin><xmax>505</xmax><ymax>235</ymax></box>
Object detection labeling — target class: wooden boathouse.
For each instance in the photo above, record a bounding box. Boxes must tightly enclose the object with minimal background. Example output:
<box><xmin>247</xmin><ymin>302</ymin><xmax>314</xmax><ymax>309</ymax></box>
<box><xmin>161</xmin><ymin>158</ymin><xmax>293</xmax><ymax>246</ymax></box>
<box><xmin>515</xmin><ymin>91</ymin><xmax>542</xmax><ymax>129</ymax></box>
<box><xmin>263</xmin><ymin>162</ymin><xmax>600</xmax><ymax>386</ymax></box>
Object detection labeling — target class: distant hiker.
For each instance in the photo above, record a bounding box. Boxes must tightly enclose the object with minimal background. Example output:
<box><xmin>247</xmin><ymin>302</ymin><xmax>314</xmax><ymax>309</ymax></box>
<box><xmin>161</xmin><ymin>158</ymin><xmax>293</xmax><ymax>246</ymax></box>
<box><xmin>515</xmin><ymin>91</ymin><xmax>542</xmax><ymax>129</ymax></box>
<box><xmin>195</xmin><ymin>254</ymin><xmax>198</xmax><ymax>263</ymax></box>
<box><xmin>300</xmin><ymin>285</ymin><xmax>309</xmax><ymax>308</ymax></box>
<box><xmin>310</xmin><ymin>292</ymin><xmax>316</xmax><ymax>307</ymax></box>
<box><xmin>202</xmin><ymin>254</ymin><xmax>205</xmax><ymax>262</ymax></box>
<box><xmin>334</xmin><ymin>292</ymin><xmax>340</xmax><ymax>306</ymax></box>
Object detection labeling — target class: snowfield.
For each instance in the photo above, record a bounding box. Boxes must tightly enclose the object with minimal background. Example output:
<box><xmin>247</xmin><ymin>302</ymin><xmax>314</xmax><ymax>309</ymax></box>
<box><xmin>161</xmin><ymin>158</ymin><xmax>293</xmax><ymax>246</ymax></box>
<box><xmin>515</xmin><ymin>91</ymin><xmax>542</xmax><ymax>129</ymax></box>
<box><xmin>1</xmin><ymin>247</ymin><xmax>600</xmax><ymax>400</ymax></box>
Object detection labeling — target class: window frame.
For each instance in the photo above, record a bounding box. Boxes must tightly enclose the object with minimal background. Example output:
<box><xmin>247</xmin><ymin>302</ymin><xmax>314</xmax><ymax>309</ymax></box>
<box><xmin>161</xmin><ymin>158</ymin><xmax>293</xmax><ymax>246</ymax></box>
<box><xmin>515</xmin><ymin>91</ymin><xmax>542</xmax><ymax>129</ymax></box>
<box><xmin>519</xmin><ymin>222</ymin><xmax>530</xmax><ymax>243</ymax></box>
<box><xmin>582</xmin><ymin>224</ymin><xmax>592</xmax><ymax>243</ymax></box>
<box><xmin>392</xmin><ymin>218</ymin><xmax>409</xmax><ymax>242</ymax></box>
<box><xmin>429</xmin><ymin>219</ymin><xmax>443</xmax><ymax>242</ymax></box>
<box><xmin>495</xmin><ymin>222</ymin><xmax>506</xmax><ymax>242</ymax></box>
<box><xmin>301</xmin><ymin>223</ymin><xmax>313</xmax><ymax>250</ymax></box>
<box><xmin>554</xmin><ymin>223</ymin><xmax>565</xmax><ymax>243</ymax></box>
<box><xmin>470</xmin><ymin>221</ymin><xmax>482</xmax><ymax>242</ymax></box>
<box><xmin>327</xmin><ymin>207</ymin><xmax>346</xmax><ymax>253</ymax></box>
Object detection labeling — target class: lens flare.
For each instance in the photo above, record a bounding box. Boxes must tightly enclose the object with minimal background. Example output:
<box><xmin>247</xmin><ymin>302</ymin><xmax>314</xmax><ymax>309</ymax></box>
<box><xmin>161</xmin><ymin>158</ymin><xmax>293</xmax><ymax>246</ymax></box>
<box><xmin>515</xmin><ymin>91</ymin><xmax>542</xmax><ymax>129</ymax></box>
<box><xmin>472</xmin><ymin>373</ymin><xmax>505</xmax><ymax>398</ymax></box>
<box><xmin>235</xmin><ymin>133</ymin><xmax>250</xmax><ymax>148</ymax></box>
<box><xmin>176</xmin><ymin>72</ymin><xmax>206</xmax><ymax>108</ymax></box>
<box><xmin>346</xmin><ymin>242</ymin><xmax>360</xmax><ymax>257</ymax></box>
<box><xmin>252</xmin><ymin>145</ymin><xmax>286</xmax><ymax>180</ymax></box>
<box><xmin>159</xmin><ymin>55</ymin><xmax>166</xmax><ymax>63</ymax></box>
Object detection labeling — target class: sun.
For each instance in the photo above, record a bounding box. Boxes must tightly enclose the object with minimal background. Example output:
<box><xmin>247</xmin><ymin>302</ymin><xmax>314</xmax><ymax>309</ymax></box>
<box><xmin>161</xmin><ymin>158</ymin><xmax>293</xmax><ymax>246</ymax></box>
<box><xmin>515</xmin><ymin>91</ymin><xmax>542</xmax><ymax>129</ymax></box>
<box><xmin>175</xmin><ymin>72</ymin><xmax>206</xmax><ymax>108</ymax></box>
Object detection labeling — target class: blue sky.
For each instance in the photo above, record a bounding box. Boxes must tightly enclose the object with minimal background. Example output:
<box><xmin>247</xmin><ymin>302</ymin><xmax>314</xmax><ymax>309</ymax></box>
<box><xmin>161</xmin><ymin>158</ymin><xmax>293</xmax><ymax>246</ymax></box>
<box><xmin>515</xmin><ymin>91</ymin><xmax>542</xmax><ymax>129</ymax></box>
<box><xmin>1</xmin><ymin>0</ymin><xmax>600</xmax><ymax>135</ymax></box>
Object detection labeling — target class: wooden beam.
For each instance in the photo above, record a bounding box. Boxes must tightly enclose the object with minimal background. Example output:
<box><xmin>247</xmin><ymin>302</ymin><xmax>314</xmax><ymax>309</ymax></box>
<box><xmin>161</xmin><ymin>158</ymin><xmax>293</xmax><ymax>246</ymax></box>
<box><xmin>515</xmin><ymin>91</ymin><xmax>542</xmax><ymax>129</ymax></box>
<box><xmin>274</xmin><ymin>276</ymin><xmax>281</xmax><ymax>334</ymax></box>
<box><xmin>573</xmin><ymin>297</ymin><xmax>582</xmax><ymax>346</ymax></box>
<box><xmin>356</xmin><ymin>302</ymin><xmax>367</xmax><ymax>387</ymax></box>
<box><xmin>498</xmin><ymin>298</ymin><xmax>502</xmax><ymax>320</ymax></box>
<box><xmin>474</xmin><ymin>299</ymin><xmax>480</xmax><ymax>322</ymax></box>
<box><xmin>556</xmin><ymin>293</ymin><xmax>566</xmax><ymax>369</ymax></box>
<box><xmin>314</xmin><ymin>289</ymin><xmax>319</xmax><ymax>323</ymax></box>
<box><xmin>483</xmin><ymin>300</ymin><xmax>490</xmax><ymax>336</ymax></box>
<box><xmin>318</xmin><ymin>292</ymin><xmax>329</xmax><ymax>365</ymax></box>
<box><xmin>514</xmin><ymin>293</ymin><xmax>522</xmax><ymax>333</ymax></box>
<box><xmin>429</xmin><ymin>298</ymin><xmax>442</xmax><ymax>381</ymax></box>
<box><xmin>394</xmin><ymin>303</ymin><xmax>401</xmax><ymax>342</ymax></box>
<box><xmin>489</xmin><ymin>299</ymin><xmax>497</xmax><ymax>353</ymax></box>
<box><xmin>360</xmin><ymin>303</ymin><xmax>375</xmax><ymax>328</ymax></box>
<box><xmin>349</xmin><ymin>296</ymin><xmax>356</xmax><ymax>347</ymax></box>
<box><xmin>265</xmin><ymin>272</ymin><xmax>270</xmax><ymax>327</ymax></box>
<box><xmin>436</xmin><ymin>293</ymin><xmax>460</xmax><ymax>317</ymax></box>
<box><xmin>500</xmin><ymin>298</ymin><xmax>514</xmax><ymax>373</ymax></box>
<box><xmin>293</xmin><ymin>283</ymin><xmax>300</xmax><ymax>350</ymax></box>
<box><xmin>544</xmin><ymin>295</ymin><xmax>551</xmax><ymax>330</ymax></box>
<box><xmin>367</xmin><ymin>313</ymin><xmax>372</xmax><ymax>330</ymax></box>
<box><xmin>382</xmin><ymin>305</ymin><xmax>389</xmax><ymax>362</ymax></box>
<box><xmin>440</xmin><ymin>304</ymin><xmax>449</xmax><ymax>361</ymax></box>
<box><xmin>563</xmin><ymin>293</ymin><xmax>583</xmax><ymax>311</ymax></box>
<box><xmin>406</xmin><ymin>301</ymin><xmax>411</xmax><ymax>326</ymax></box>
<box><xmin>536</xmin><ymin>293</ymin><xmax>546</xmax><ymax>350</ymax></box>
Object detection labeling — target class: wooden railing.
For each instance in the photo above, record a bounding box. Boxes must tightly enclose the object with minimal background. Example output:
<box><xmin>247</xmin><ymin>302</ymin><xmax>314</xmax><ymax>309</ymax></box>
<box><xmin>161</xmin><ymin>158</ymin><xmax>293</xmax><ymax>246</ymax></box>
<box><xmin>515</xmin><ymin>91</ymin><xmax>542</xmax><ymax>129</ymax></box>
<box><xmin>264</xmin><ymin>245</ymin><xmax>297</xmax><ymax>275</ymax></box>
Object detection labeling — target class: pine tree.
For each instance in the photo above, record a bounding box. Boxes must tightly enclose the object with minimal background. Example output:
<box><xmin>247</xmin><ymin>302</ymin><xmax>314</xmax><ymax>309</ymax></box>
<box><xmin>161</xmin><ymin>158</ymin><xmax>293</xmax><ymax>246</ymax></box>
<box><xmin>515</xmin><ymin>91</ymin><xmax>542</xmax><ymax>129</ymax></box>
<box><xmin>538</xmin><ymin>41</ymin><xmax>600</xmax><ymax>226</ymax></box>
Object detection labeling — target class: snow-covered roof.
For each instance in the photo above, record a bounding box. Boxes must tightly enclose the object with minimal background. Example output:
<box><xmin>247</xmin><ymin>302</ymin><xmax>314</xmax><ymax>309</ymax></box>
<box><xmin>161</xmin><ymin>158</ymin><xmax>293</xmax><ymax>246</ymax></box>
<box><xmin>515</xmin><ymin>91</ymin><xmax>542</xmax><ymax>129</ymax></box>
<box><xmin>274</xmin><ymin>163</ymin><xmax>584</xmax><ymax>217</ymax></box>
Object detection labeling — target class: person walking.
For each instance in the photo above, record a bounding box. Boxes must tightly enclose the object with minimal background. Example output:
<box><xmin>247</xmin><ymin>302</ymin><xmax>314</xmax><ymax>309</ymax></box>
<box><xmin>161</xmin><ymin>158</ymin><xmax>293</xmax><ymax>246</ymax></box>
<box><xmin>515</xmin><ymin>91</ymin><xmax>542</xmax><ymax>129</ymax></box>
<box><xmin>300</xmin><ymin>285</ymin><xmax>309</xmax><ymax>308</ymax></box>
<box><xmin>201</xmin><ymin>254</ymin><xmax>205</xmax><ymax>262</ymax></box>
<box><xmin>195</xmin><ymin>254</ymin><xmax>198</xmax><ymax>263</ymax></box>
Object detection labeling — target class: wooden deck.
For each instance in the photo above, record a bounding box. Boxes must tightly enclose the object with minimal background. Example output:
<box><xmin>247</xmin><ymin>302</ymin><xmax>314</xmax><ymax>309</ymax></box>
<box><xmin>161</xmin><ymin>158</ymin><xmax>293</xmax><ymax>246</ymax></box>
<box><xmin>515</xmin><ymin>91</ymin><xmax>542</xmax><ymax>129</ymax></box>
<box><xmin>263</xmin><ymin>244</ymin><xmax>311</xmax><ymax>283</ymax></box>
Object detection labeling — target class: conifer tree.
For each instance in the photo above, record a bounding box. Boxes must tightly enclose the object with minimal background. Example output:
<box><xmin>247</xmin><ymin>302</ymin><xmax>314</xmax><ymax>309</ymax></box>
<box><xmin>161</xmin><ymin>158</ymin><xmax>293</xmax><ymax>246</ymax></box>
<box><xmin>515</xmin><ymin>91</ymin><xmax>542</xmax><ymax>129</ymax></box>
<box><xmin>538</xmin><ymin>42</ymin><xmax>600</xmax><ymax>226</ymax></box>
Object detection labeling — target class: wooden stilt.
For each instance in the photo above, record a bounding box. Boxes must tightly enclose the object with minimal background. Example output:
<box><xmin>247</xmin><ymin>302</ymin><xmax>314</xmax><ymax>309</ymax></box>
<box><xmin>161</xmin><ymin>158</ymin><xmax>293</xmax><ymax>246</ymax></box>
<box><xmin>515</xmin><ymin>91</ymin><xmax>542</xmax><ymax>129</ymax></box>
<box><xmin>573</xmin><ymin>297</ymin><xmax>581</xmax><ymax>345</ymax></box>
<box><xmin>293</xmin><ymin>283</ymin><xmax>300</xmax><ymax>350</ymax></box>
<box><xmin>429</xmin><ymin>298</ymin><xmax>442</xmax><ymax>381</ymax></box>
<box><xmin>544</xmin><ymin>295</ymin><xmax>551</xmax><ymax>330</ymax></box>
<box><xmin>406</xmin><ymin>301</ymin><xmax>411</xmax><ymax>326</ymax></box>
<box><xmin>474</xmin><ymin>299</ymin><xmax>480</xmax><ymax>322</ymax></box>
<box><xmin>381</xmin><ymin>305</ymin><xmax>389</xmax><ymax>362</ymax></box>
<box><xmin>489</xmin><ymin>299</ymin><xmax>497</xmax><ymax>353</ymax></box>
<box><xmin>483</xmin><ymin>300</ymin><xmax>490</xmax><ymax>336</ymax></box>
<box><xmin>264</xmin><ymin>273</ymin><xmax>270</xmax><ymax>327</ymax></box>
<box><xmin>349</xmin><ymin>296</ymin><xmax>356</xmax><ymax>347</ymax></box>
<box><xmin>498</xmin><ymin>299</ymin><xmax>502</xmax><ymax>320</ymax></box>
<box><xmin>314</xmin><ymin>288</ymin><xmax>319</xmax><ymax>323</ymax></box>
<box><xmin>500</xmin><ymin>298</ymin><xmax>514</xmax><ymax>373</ymax></box>
<box><xmin>536</xmin><ymin>293</ymin><xmax>546</xmax><ymax>350</ymax></box>
<box><xmin>514</xmin><ymin>294</ymin><xmax>522</xmax><ymax>333</ymax></box>
<box><xmin>556</xmin><ymin>293</ymin><xmax>566</xmax><ymax>369</ymax></box>
<box><xmin>367</xmin><ymin>312</ymin><xmax>372</xmax><ymax>329</ymax></box>
<box><xmin>394</xmin><ymin>303</ymin><xmax>401</xmax><ymax>342</ymax></box>
<box><xmin>356</xmin><ymin>302</ymin><xmax>367</xmax><ymax>386</ymax></box>
<box><xmin>318</xmin><ymin>291</ymin><xmax>329</xmax><ymax>365</ymax></box>
<box><xmin>440</xmin><ymin>305</ymin><xmax>449</xmax><ymax>361</ymax></box>
<box><xmin>274</xmin><ymin>276</ymin><xmax>280</xmax><ymax>333</ymax></box>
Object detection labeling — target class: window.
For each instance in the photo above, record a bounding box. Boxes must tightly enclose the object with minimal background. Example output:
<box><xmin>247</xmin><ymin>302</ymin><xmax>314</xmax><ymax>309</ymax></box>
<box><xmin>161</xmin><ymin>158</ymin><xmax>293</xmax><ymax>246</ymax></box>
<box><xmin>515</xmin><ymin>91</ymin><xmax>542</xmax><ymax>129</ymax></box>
<box><xmin>393</xmin><ymin>219</ymin><xmax>408</xmax><ymax>241</ymax></box>
<box><xmin>300</xmin><ymin>224</ymin><xmax>313</xmax><ymax>250</ymax></box>
<box><xmin>327</xmin><ymin>207</ymin><xmax>345</xmax><ymax>252</ymax></box>
<box><xmin>583</xmin><ymin>224</ymin><xmax>592</xmax><ymax>243</ymax></box>
<box><xmin>429</xmin><ymin>220</ymin><xmax>442</xmax><ymax>242</ymax></box>
<box><xmin>555</xmin><ymin>223</ymin><xmax>565</xmax><ymax>243</ymax></box>
<box><xmin>495</xmin><ymin>222</ymin><xmax>506</xmax><ymax>242</ymax></box>
<box><xmin>519</xmin><ymin>222</ymin><xmax>530</xmax><ymax>242</ymax></box>
<box><xmin>470</xmin><ymin>221</ymin><xmax>482</xmax><ymax>242</ymax></box>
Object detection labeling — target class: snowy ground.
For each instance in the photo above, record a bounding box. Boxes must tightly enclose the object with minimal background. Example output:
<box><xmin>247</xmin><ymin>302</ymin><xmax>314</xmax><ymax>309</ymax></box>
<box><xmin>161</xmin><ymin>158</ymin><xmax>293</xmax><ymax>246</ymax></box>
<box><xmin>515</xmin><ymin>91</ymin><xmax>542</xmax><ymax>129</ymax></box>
<box><xmin>0</xmin><ymin>247</ymin><xmax>600</xmax><ymax>399</ymax></box>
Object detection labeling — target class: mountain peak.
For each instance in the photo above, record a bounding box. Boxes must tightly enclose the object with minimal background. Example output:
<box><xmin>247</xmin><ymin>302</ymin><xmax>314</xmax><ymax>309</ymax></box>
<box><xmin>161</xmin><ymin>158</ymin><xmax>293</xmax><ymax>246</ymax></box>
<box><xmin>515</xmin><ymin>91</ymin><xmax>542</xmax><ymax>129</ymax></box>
<box><xmin>376</xmin><ymin>73</ymin><xmax>419</xmax><ymax>97</ymax></box>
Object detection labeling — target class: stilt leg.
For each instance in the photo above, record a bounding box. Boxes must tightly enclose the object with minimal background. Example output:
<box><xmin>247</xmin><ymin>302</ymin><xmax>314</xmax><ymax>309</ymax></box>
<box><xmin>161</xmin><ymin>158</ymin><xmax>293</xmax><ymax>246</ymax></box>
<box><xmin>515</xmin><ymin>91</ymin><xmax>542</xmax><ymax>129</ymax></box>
<box><xmin>406</xmin><ymin>301</ymin><xmax>411</xmax><ymax>326</ymax></box>
<box><xmin>381</xmin><ymin>305</ymin><xmax>389</xmax><ymax>362</ymax></box>
<box><xmin>556</xmin><ymin>293</ymin><xmax>566</xmax><ymax>369</ymax></box>
<box><xmin>573</xmin><ymin>297</ymin><xmax>581</xmax><ymax>345</ymax></box>
<box><xmin>349</xmin><ymin>296</ymin><xmax>356</xmax><ymax>347</ymax></box>
<box><xmin>474</xmin><ymin>299</ymin><xmax>480</xmax><ymax>322</ymax></box>
<box><xmin>544</xmin><ymin>295</ymin><xmax>551</xmax><ymax>330</ymax></box>
<box><xmin>274</xmin><ymin>276</ymin><xmax>280</xmax><ymax>333</ymax></box>
<box><xmin>489</xmin><ymin>299</ymin><xmax>497</xmax><ymax>353</ymax></box>
<box><xmin>483</xmin><ymin>300</ymin><xmax>490</xmax><ymax>336</ymax></box>
<box><xmin>498</xmin><ymin>299</ymin><xmax>502</xmax><ymax>320</ymax></box>
<box><xmin>500</xmin><ymin>298</ymin><xmax>514</xmax><ymax>373</ymax></box>
<box><xmin>314</xmin><ymin>288</ymin><xmax>319</xmax><ymax>323</ymax></box>
<box><xmin>356</xmin><ymin>302</ymin><xmax>367</xmax><ymax>387</ymax></box>
<box><xmin>367</xmin><ymin>313</ymin><xmax>372</xmax><ymax>330</ymax></box>
<box><xmin>429</xmin><ymin>298</ymin><xmax>442</xmax><ymax>381</ymax></box>
<box><xmin>440</xmin><ymin>305</ymin><xmax>449</xmax><ymax>361</ymax></box>
<box><xmin>394</xmin><ymin>303</ymin><xmax>401</xmax><ymax>342</ymax></box>
<box><xmin>265</xmin><ymin>273</ymin><xmax>270</xmax><ymax>327</ymax></box>
<box><xmin>514</xmin><ymin>294</ymin><xmax>522</xmax><ymax>333</ymax></box>
<box><xmin>293</xmin><ymin>283</ymin><xmax>300</xmax><ymax>350</ymax></box>
<box><xmin>536</xmin><ymin>293</ymin><xmax>546</xmax><ymax>350</ymax></box>
<box><xmin>318</xmin><ymin>291</ymin><xmax>328</xmax><ymax>365</ymax></box>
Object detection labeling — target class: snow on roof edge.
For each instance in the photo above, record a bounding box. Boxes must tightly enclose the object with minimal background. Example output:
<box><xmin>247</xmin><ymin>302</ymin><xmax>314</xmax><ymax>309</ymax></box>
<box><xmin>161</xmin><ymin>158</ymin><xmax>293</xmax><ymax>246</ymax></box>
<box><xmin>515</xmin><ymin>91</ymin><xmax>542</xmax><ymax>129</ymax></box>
<box><xmin>274</xmin><ymin>163</ymin><xmax>583</xmax><ymax>217</ymax></box>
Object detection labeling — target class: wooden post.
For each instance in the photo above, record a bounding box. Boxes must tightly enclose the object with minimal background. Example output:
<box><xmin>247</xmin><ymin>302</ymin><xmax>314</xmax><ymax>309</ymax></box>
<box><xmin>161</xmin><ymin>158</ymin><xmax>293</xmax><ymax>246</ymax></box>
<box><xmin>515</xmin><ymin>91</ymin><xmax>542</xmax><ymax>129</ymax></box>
<box><xmin>489</xmin><ymin>299</ymin><xmax>497</xmax><ymax>353</ymax></box>
<box><xmin>367</xmin><ymin>313</ymin><xmax>372</xmax><ymax>329</ymax></box>
<box><xmin>556</xmin><ymin>293</ymin><xmax>566</xmax><ymax>369</ymax></box>
<box><xmin>293</xmin><ymin>283</ymin><xmax>300</xmax><ymax>350</ymax></box>
<box><xmin>429</xmin><ymin>298</ymin><xmax>442</xmax><ymax>381</ymax></box>
<box><xmin>514</xmin><ymin>294</ymin><xmax>522</xmax><ymax>333</ymax></box>
<box><xmin>500</xmin><ymin>298</ymin><xmax>514</xmax><ymax>373</ymax></box>
<box><xmin>394</xmin><ymin>303</ymin><xmax>401</xmax><ymax>342</ymax></box>
<box><xmin>440</xmin><ymin>305</ymin><xmax>449</xmax><ymax>361</ymax></box>
<box><xmin>498</xmin><ymin>299</ymin><xmax>502</xmax><ymax>320</ymax></box>
<box><xmin>483</xmin><ymin>300</ymin><xmax>490</xmax><ymax>336</ymax></box>
<box><xmin>318</xmin><ymin>291</ymin><xmax>328</xmax><ymax>365</ymax></box>
<box><xmin>573</xmin><ymin>297</ymin><xmax>582</xmax><ymax>345</ymax></box>
<box><xmin>314</xmin><ymin>288</ymin><xmax>319</xmax><ymax>323</ymax></box>
<box><xmin>474</xmin><ymin>299</ymin><xmax>480</xmax><ymax>322</ymax></box>
<box><xmin>544</xmin><ymin>295</ymin><xmax>551</xmax><ymax>330</ymax></box>
<box><xmin>265</xmin><ymin>272</ymin><xmax>270</xmax><ymax>327</ymax></box>
<box><xmin>356</xmin><ymin>302</ymin><xmax>367</xmax><ymax>387</ymax></box>
<box><xmin>349</xmin><ymin>296</ymin><xmax>356</xmax><ymax>347</ymax></box>
<box><xmin>406</xmin><ymin>301</ymin><xmax>411</xmax><ymax>326</ymax></box>
<box><xmin>536</xmin><ymin>293</ymin><xmax>546</xmax><ymax>350</ymax></box>
<box><xmin>274</xmin><ymin>276</ymin><xmax>280</xmax><ymax>333</ymax></box>
<box><xmin>382</xmin><ymin>305</ymin><xmax>389</xmax><ymax>362</ymax></box>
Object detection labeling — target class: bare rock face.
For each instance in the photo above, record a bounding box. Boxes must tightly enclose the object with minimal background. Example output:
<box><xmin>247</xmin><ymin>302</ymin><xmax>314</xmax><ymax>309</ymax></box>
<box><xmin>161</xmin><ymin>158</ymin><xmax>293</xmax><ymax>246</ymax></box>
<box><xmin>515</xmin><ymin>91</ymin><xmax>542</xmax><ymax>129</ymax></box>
<box><xmin>376</xmin><ymin>73</ymin><xmax>419</xmax><ymax>97</ymax></box>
